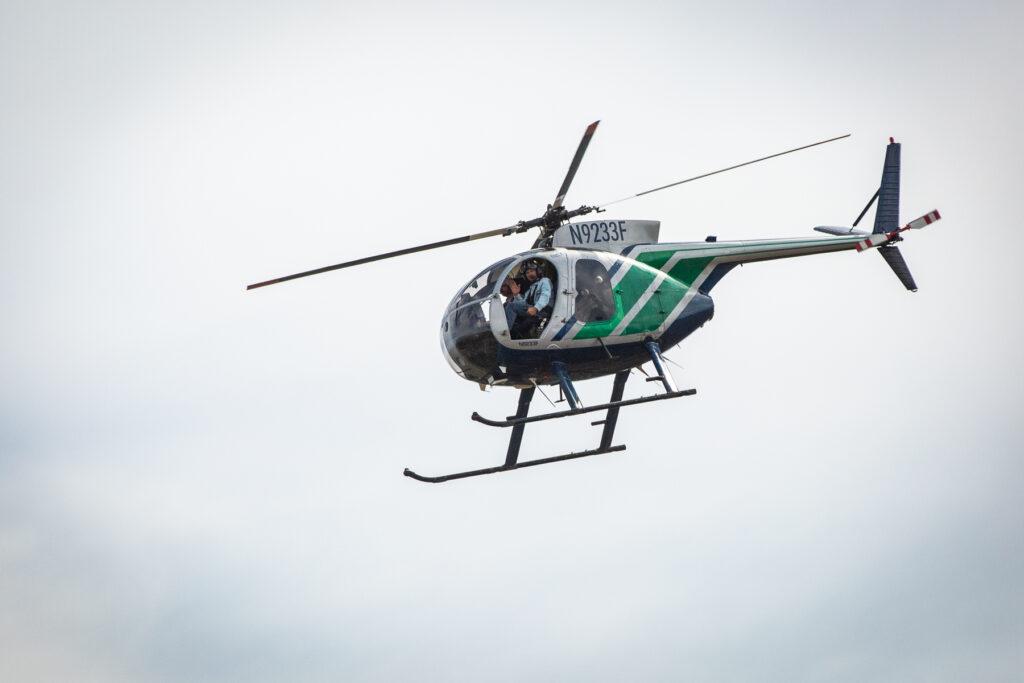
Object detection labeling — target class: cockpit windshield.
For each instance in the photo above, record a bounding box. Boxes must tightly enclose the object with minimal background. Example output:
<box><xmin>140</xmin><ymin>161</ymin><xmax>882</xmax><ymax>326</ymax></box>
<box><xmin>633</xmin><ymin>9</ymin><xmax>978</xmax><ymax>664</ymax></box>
<box><xmin>446</xmin><ymin>257</ymin><xmax>515</xmax><ymax>313</ymax></box>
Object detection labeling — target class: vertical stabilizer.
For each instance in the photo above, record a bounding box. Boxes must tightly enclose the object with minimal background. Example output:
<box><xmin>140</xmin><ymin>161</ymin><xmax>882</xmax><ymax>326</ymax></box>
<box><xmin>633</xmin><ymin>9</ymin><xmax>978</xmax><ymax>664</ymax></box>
<box><xmin>873</xmin><ymin>139</ymin><xmax>901</xmax><ymax>234</ymax></box>
<box><xmin>872</xmin><ymin>138</ymin><xmax>918</xmax><ymax>291</ymax></box>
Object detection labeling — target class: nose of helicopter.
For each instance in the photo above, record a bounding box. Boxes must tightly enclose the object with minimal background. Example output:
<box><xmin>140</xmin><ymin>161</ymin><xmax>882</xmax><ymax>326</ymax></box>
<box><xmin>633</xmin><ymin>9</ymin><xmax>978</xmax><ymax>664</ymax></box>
<box><xmin>440</xmin><ymin>297</ymin><xmax>499</xmax><ymax>383</ymax></box>
<box><xmin>440</xmin><ymin>257</ymin><xmax>516</xmax><ymax>383</ymax></box>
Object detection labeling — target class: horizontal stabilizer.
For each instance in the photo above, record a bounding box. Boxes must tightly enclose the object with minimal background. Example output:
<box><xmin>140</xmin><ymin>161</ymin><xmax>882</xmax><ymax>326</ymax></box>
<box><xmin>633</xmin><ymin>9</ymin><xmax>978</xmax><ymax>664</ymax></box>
<box><xmin>878</xmin><ymin>245</ymin><xmax>918</xmax><ymax>291</ymax></box>
<box><xmin>814</xmin><ymin>225</ymin><xmax>869</xmax><ymax>236</ymax></box>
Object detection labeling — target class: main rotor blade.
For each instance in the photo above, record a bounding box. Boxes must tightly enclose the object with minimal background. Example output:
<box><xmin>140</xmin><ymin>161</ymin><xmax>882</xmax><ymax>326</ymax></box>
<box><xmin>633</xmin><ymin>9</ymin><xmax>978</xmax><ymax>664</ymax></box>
<box><xmin>246</xmin><ymin>223</ymin><xmax>522</xmax><ymax>290</ymax></box>
<box><xmin>551</xmin><ymin>120</ymin><xmax>600</xmax><ymax>210</ymax></box>
<box><xmin>598</xmin><ymin>133</ymin><xmax>851</xmax><ymax>208</ymax></box>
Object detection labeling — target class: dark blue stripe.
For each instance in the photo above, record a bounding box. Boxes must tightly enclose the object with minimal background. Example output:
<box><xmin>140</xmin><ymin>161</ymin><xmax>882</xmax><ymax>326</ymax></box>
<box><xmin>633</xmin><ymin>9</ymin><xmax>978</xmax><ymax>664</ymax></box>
<box><xmin>699</xmin><ymin>263</ymin><xmax>738</xmax><ymax>294</ymax></box>
<box><xmin>608</xmin><ymin>243</ymin><xmax>649</xmax><ymax>281</ymax></box>
<box><xmin>607</xmin><ymin>247</ymin><xmax>635</xmax><ymax>280</ymax></box>
<box><xmin>552</xmin><ymin>315</ymin><xmax>577</xmax><ymax>341</ymax></box>
<box><xmin>607</xmin><ymin>260</ymin><xmax>625</xmax><ymax>281</ymax></box>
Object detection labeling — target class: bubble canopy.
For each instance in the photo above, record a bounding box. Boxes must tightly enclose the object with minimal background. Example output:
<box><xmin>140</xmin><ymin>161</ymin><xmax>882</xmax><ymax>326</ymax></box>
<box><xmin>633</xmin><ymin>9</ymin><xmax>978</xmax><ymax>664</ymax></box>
<box><xmin>440</xmin><ymin>257</ymin><xmax>514</xmax><ymax>382</ymax></box>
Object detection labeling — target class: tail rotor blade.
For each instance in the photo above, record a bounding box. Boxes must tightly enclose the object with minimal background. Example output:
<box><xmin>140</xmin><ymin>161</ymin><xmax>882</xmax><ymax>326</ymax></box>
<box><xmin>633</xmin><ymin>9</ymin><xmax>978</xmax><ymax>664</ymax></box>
<box><xmin>551</xmin><ymin>120</ymin><xmax>600</xmax><ymax>210</ymax></box>
<box><xmin>905</xmin><ymin>209</ymin><xmax>941</xmax><ymax>229</ymax></box>
<box><xmin>247</xmin><ymin>223</ymin><xmax>524</xmax><ymax>290</ymax></box>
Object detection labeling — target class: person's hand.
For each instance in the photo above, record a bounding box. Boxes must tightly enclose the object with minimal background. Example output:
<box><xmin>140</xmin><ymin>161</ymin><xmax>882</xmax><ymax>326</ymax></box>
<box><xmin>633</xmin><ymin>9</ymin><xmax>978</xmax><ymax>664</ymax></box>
<box><xmin>508</xmin><ymin>279</ymin><xmax>521</xmax><ymax>295</ymax></box>
<box><xmin>527</xmin><ymin>306</ymin><xmax>538</xmax><ymax>316</ymax></box>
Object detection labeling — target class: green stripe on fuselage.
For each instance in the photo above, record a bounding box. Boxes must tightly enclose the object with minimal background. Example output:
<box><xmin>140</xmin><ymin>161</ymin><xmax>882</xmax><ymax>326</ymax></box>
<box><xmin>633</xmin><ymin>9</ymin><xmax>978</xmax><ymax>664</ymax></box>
<box><xmin>635</xmin><ymin>250</ymin><xmax>717</xmax><ymax>287</ymax></box>
<box><xmin>621</xmin><ymin>276</ymin><xmax>688</xmax><ymax>335</ymax></box>
<box><xmin>617</xmin><ymin>251</ymin><xmax>715</xmax><ymax>336</ymax></box>
<box><xmin>667</xmin><ymin>256</ymin><xmax>715</xmax><ymax>286</ymax></box>
<box><xmin>636</xmin><ymin>250</ymin><xmax>675</xmax><ymax>271</ymax></box>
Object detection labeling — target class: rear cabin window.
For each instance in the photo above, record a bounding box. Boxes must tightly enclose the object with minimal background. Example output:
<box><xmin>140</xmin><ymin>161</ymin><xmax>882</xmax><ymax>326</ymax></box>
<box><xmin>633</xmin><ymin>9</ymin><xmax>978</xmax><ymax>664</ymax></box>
<box><xmin>574</xmin><ymin>259</ymin><xmax>615</xmax><ymax>322</ymax></box>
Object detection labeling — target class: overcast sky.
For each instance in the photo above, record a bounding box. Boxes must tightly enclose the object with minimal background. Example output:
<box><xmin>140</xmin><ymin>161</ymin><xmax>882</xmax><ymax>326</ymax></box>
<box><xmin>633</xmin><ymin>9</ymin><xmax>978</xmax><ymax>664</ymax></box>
<box><xmin>2</xmin><ymin>1</ymin><xmax>1022</xmax><ymax>681</ymax></box>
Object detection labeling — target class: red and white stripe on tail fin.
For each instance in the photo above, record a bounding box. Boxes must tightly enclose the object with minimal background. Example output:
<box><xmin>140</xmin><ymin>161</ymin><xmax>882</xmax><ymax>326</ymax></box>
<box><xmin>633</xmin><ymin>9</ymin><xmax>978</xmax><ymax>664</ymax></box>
<box><xmin>857</xmin><ymin>209</ymin><xmax>942</xmax><ymax>251</ymax></box>
<box><xmin>906</xmin><ymin>209</ymin><xmax>941</xmax><ymax>229</ymax></box>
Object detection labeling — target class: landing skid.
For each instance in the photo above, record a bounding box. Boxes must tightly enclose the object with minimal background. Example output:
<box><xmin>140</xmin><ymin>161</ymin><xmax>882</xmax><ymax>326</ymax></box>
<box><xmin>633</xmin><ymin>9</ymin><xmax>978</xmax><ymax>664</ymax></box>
<box><xmin>404</xmin><ymin>342</ymin><xmax>695</xmax><ymax>483</ymax></box>
<box><xmin>403</xmin><ymin>445</ymin><xmax>627</xmax><ymax>483</ymax></box>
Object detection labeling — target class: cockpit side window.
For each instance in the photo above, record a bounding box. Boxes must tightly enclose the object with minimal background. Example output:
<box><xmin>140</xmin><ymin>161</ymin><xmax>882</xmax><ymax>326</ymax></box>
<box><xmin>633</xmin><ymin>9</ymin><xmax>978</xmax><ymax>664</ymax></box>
<box><xmin>574</xmin><ymin>259</ymin><xmax>615</xmax><ymax>323</ymax></box>
<box><xmin>504</xmin><ymin>257</ymin><xmax>558</xmax><ymax>340</ymax></box>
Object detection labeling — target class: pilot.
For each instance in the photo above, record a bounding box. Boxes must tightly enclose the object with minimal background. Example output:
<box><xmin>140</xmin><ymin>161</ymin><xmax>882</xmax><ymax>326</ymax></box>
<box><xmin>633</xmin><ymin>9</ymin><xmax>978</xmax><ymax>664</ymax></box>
<box><xmin>510</xmin><ymin>261</ymin><xmax>553</xmax><ymax>338</ymax></box>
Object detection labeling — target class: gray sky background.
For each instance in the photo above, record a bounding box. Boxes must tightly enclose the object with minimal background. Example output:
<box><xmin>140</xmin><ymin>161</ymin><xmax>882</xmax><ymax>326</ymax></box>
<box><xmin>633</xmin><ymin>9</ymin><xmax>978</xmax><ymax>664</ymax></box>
<box><xmin>2</xmin><ymin>1</ymin><xmax>1022</xmax><ymax>681</ymax></box>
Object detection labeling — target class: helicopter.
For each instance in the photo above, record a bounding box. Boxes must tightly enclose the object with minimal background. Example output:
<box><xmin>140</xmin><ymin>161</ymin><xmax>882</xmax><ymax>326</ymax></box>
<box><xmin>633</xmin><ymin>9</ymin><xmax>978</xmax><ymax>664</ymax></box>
<box><xmin>248</xmin><ymin>122</ymin><xmax>941</xmax><ymax>483</ymax></box>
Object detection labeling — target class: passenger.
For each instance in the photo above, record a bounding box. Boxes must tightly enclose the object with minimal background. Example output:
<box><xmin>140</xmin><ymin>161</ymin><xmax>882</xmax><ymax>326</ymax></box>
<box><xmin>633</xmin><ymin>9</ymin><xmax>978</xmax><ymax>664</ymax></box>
<box><xmin>500</xmin><ymin>279</ymin><xmax>520</xmax><ymax>330</ymax></box>
<box><xmin>510</xmin><ymin>261</ymin><xmax>553</xmax><ymax>339</ymax></box>
<box><xmin>575</xmin><ymin>274</ymin><xmax>611</xmax><ymax>322</ymax></box>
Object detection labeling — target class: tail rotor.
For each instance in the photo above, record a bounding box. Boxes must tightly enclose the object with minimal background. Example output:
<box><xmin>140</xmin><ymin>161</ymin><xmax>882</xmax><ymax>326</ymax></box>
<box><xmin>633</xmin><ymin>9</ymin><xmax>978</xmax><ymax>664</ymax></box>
<box><xmin>819</xmin><ymin>137</ymin><xmax>942</xmax><ymax>292</ymax></box>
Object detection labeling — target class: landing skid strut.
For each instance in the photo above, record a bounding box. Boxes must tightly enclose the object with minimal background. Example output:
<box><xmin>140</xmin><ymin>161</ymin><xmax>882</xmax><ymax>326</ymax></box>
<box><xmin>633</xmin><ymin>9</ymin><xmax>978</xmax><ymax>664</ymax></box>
<box><xmin>404</xmin><ymin>344</ymin><xmax>696</xmax><ymax>483</ymax></box>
